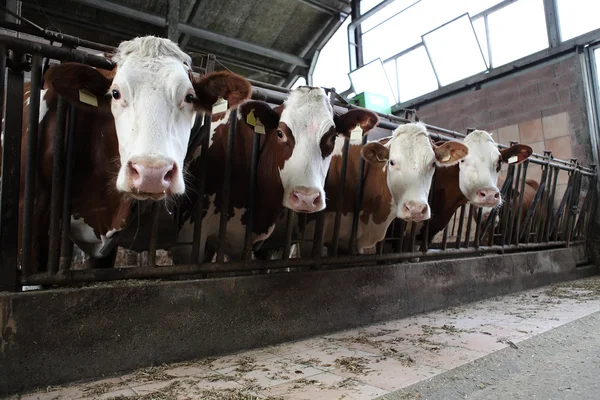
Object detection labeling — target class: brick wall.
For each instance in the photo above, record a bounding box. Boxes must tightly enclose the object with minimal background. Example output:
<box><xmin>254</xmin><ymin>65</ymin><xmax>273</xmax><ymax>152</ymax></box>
<box><xmin>415</xmin><ymin>52</ymin><xmax>593</xmax><ymax>201</ymax></box>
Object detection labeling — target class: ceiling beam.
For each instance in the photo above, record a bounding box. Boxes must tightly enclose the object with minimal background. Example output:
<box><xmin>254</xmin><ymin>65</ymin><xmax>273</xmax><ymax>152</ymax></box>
<box><xmin>69</xmin><ymin>0</ymin><xmax>309</xmax><ymax>67</ymax></box>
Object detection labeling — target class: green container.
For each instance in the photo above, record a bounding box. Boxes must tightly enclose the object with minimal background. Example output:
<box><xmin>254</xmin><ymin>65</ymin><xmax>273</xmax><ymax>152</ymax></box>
<box><xmin>351</xmin><ymin>92</ymin><xmax>391</xmax><ymax>114</ymax></box>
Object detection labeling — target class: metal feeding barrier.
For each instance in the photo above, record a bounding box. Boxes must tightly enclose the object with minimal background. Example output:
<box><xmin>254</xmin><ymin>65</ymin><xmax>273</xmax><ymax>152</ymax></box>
<box><xmin>0</xmin><ymin>31</ymin><xmax>596</xmax><ymax>291</ymax></box>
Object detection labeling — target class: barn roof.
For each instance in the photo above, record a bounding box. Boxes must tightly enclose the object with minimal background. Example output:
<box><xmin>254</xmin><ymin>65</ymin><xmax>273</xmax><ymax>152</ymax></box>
<box><xmin>17</xmin><ymin>0</ymin><xmax>351</xmax><ymax>86</ymax></box>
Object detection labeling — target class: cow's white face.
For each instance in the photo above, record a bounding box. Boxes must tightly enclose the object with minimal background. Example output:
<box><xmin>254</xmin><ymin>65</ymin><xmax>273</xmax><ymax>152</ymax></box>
<box><xmin>459</xmin><ymin>130</ymin><xmax>533</xmax><ymax>208</ymax></box>
<box><xmin>458</xmin><ymin>130</ymin><xmax>504</xmax><ymax>208</ymax></box>
<box><xmin>277</xmin><ymin>87</ymin><xmax>378</xmax><ymax>213</ymax></box>
<box><xmin>362</xmin><ymin>123</ymin><xmax>469</xmax><ymax>222</ymax></box>
<box><xmin>111</xmin><ymin>38</ymin><xmax>196</xmax><ymax>200</ymax></box>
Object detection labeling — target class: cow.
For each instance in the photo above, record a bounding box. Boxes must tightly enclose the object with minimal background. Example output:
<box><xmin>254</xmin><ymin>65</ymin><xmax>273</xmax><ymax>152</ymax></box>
<box><xmin>16</xmin><ymin>35</ymin><xmax>252</xmax><ymax>272</ymax></box>
<box><xmin>169</xmin><ymin>87</ymin><xmax>380</xmax><ymax>263</ymax></box>
<box><xmin>259</xmin><ymin>122</ymin><xmax>469</xmax><ymax>257</ymax></box>
<box><xmin>409</xmin><ymin>130</ymin><xmax>533</xmax><ymax>247</ymax></box>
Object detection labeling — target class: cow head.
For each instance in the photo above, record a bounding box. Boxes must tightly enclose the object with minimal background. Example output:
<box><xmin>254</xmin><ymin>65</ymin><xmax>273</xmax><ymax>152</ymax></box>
<box><xmin>44</xmin><ymin>36</ymin><xmax>251</xmax><ymax>200</ymax></box>
<box><xmin>459</xmin><ymin>130</ymin><xmax>532</xmax><ymax>208</ymax></box>
<box><xmin>274</xmin><ymin>86</ymin><xmax>378</xmax><ymax>213</ymax></box>
<box><xmin>362</xmin><ymin>123</ymin><xmax>468</xmax><ymax>222</ymax></box>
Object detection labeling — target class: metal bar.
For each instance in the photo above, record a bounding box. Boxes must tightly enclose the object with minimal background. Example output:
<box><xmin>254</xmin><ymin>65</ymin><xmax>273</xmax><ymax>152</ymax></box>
<box><xmin>349</xmin><ymin>135</ymin><xmax>368</xmax><ymax>255</ymax></box>
<box><xmin>21</xmin><ymin>53</ymin><xmax>42</xmax><ymax>276</ymax></box>
<box><xmin>242</xmin><ymin>130</ymin><xmax>261</xmax><ymax>261</ymax></box>
<box><xmin>520</xmin><ymin>178</ymin><xmax>547</xmax><ymax>242</ymax></box>
<box><xmin>506</xmin><ymin>163</ymin><xmax>523</xmax><ymax>245</ymax></box>
<box><xmin>514</xmin><ymin>161</ymin><xmax>529</xmax><ymax>245</ymax></box>
<box><xmin>22</xmin><ymin>241</ymin><xmax>579</xmax><ymax>286</ymax></box>
<box><xmin>59</xmin><ymin>106</ymin><xmax>77</xmax><ymax>273</ymax></box>
<box><xmin>331</xmin><ymin>137</ymin><xmax>350</xmax><ymax>256</ymax></box>
<box><xmin>283</xmin><ymin>210</ymin><xmax>296</xmax><ymax>260</ymax></box>
<box><xmin>455</xmin><ymin>205</ymin><xmax>466</xmax><ymax>249</ymax></box>
<box><xmin>190</xmin><ymin>55</ymin><xmax>215</xmax><ymax>264</ymax></box>
<box><xmin>47</xmin><ymin>95</ymin><xmax>68</xmax><ymax>275</ymax></box>
<box><xmin>0</xmin><ymin>52</ymin><xmax>22</xmax><ymax>291</ymax></box>
<box><xmin>146</xmin><ymin>205</ymin><xmax>160</xmax><ymax>267</ymax></box>
<box><xmin>216</xmin><ymin>108</ymin><xmax>238</xmax><ymax>263</ymax></box>
<box><xmin>499</xmin><ymin>164</ymin><xmax>516</xmax><ymax>245</ymax></box>
<box><xmin>408</xmin><ymin>222</ymin><xmax>418</xmax><ymax>253</ymax></box>
<box><xmin>474</xmin><ymin>208</ymin><xmax>483</xmax><ymax>248</ymax></box>
<box><xmin>395</xmin><ymin>219</ymin><xmax>406</xmax><ymax>253</ymax></box>
<box><xmin>544</xmin><ymin>165</ymin><xmax>559</xmax><ymax>242</ymax></box>
<box><xmin>543</xmin><ymin>0</ymin><xmax>561</xmax><ymax>47</ymax></box>
<box><xmin>566</xmin><ymin>169</ymin><xmax>582</xmax><ymax>245</ymax></box>
<box><xmin>464</xmin><ymin>204</ymin><xmax>475</xmax><ymax>248</ymax></box>
<box><xmin>440</xmin><ymin>226</ymin><xmax>449</xmax><ymax>250</ymax></box>
<box><xmin>0</xmin><ymin>33</ymin><xmax>114</xmax><ymax>69</ymax></box>
<box><xmin>166</xmin><ymin>0</ymin><xmax>181</xmax><ymax>42</ymax></box>
<box><xmin>534</xmin><ymin>157</ymin><xmax>552</xmax><ymax>243</ymax></box>
<box><xmin>347</xmin><ymin>0</ymin><xmax>365</xmax><ymax>71</ymax></box>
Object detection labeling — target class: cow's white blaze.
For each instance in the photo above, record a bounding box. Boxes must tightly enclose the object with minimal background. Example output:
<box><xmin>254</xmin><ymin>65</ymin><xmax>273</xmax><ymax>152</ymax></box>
<box><xmin>111</xmin><ymin>37</ymin><xmax>196</xmax><ymax>198</ymax></box>
<box><xmin>459</xmin><ymin>130</ymin><xmax>502</xmax><ymax>207</ymax></box>
<box><xmin>279</xmin><ymin>87</ymin><xmax>335</xmax><ymax>213</ymax></box>
<box><xmin>386</xmin><ymin>123</ymin><xmax>437</xmax><ymax>221</ymax></box>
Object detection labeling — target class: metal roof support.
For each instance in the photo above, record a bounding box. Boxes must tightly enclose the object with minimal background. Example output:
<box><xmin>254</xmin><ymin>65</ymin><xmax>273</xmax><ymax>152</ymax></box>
<box><xmin>166</xmin><ymin>0</ymin><xmax>180</xmax><ymax>42</ymax></box>
<box><xmin>293</xmin><ymin>0</ymin><xmax>349</xmax><ymax>17</ymax></box>
<box><xmin>347</xmin><ymin>0</ymin><xmax>363</xmax><ymax>71</ymax></box>
<box><xmin>179</xmin><ymin>0</ymin><xmax>204</xmax><ymax>49</ymax></box>
<box><xmin>543</xmin><ymin>0</ymin><xmax>561</xmax><ymax>48</ymax></box>
<box><xmin>70</xmin><ymin>0</ymin><xmax>309</xmax><ymax>67</ymax></box>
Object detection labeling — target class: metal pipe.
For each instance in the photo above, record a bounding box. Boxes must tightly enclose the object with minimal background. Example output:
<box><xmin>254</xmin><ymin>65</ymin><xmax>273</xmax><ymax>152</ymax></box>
<box><xmin>506</xmin><ymin>163</ymin><xmax>523</xmax><ymax>245</ymax></box>
<box><xmin>395</xmin><ymin>219</ymin><xmax>406</xmax><ymax>253</ymax></box>
<box><xmin>331</xmin><ymin>138</ymin><xmax>350</xmax><ymax>256</ymax></box>
<box><xmin>464</xmin><ymin>204</ymin><xmax>475</xmax><ymax>248</ymax></box>
<box><xmin>146</xmin><ymin>204</ymin><xmax>160</xmax><ymax>268</ymax></box>
<box><xmin>0</xmin><ymin>52</ymin><xmax>22</xmax><ymax>291</ymax></box>
<box><xmin>68</xmin><ymin>0</ymin><xmax>309</xmax><ymax>67</ymax></box>
<box><xmin>21</xmin><ymin>241</ymin><xmax>579</xmax><ymax>286</ymax></box>
<box><xmin>216</xmin><ymin>108</ymin><xmax>237</xmax><ymax>262</ymax></box>
<box><xmin>455</xmin><ymin>205</ymin><xmax>466</xmax><ymax>249</ymax></box>
<box><xmin>47</xmin><ymin>95</ymin><xmax>68</xmax><ymax>275</ymax></box>
<box><xmin>513</xmin><ymin>160</ymin><xmax>529</xmax><ymax>245</ymax></box>
<box><xmin>349</xmin><ymin>135</ymin><xmax>368</xmax><ymax>255</ymax></box>
<box><xmin>59</xmin><ymin>106</ymin><xmax>77</xmax><ymax>273</ymax></box>
<box><xmin>242</xmin><ymin>130</ymin><xmax>261</xmax><ymax>261</ymax></box>
<box><xmin>474</xmin><ymin>208</ymin><xmax>483</xmax><ymax>248</ymax></box>
<box><xmin>21</xmin><ymin>54</ymin><xmax>42</xmax><ymax>276</ymax></box>
<box><xmin>283</xmin><ymin>210</ymin><xmax>296</xmax><ymax>260</ymax></box>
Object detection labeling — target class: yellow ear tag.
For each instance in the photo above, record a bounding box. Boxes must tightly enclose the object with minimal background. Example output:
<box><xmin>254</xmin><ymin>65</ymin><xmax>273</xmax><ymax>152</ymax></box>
<box><xmin>254</xmin><ymin>117</ymin><xmax>266</xmax><ymax>135</ymax></box>
<box><xmin>246</xmin><ymin>109</ymin><xmax>257</xmax><ymax>127</ymax></box>
<box><xmin>212</xmin><ymin>97</ymin><xmax>228</xmax><ymax>114</ymax></box>
<box><xmin>79</xmin><ymin>89</ymin><xmax>98</xmax><ymax>107</ymax></box>
<box><xmin>350</xmin><ymin>124</ymin><xmax>363</xmax><ymax>141</ymax></box>
<box><xmin>440</xmin><ymin>154</ymin><xmax>451</xmax><ymax>162</ymax></box>
<box><xmin>508</xmin><ymin>155</ymin><xmax>518</xmax><ymax>164</ymax></box>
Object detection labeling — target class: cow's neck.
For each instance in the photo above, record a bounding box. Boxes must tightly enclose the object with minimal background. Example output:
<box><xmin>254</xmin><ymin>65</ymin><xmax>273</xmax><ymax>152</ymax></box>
<box><xmin>424</xmin><ymin>164</ymin><xmax>467</xmax><ymax>241</ymax></box>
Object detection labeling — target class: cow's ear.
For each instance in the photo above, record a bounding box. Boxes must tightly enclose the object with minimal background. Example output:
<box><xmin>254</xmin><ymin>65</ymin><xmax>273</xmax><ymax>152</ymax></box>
<box><xmin>192</xmin><ymin>71</ymin><xmax>252</xmax><ymax>112</ymax></box>
<box><xmin>334</xmin><ymin>109</ymin><xmax>379</xmax><ymax>137</ymax></box>
<box><xmin>239</xmin><ymin>101</ymin><xmax>280</xmax><ymax>130</ymax></box>
<box><xmin>361</xmin><ymin>142</ymin><xmax>389</xmax><ymax>165</ymax></box>
<box><xmin>44</xmin><ymin>62</ymin><xmax>112</xmax><ymax>110</ymax></box>
<box><xmin>432</xmin><ymin>140</ymin><xmax>469</xmax><ymax>166</ymax></box>
<box><xmin>500</xmin><ymin>144</ymin><xmax>532</xmax><ymax>164</ymax></box>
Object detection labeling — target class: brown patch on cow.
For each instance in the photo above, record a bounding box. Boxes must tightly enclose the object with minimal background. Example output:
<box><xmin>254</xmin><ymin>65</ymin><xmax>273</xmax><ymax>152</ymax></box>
<box><xmin>44</xmin><ymin>63</ymin><xmax>113</xmax><ymax>111</ymax></box>
<box><xmin>500</xmin><ymin>144</ymin><xmax>533</xmax><ymax>164</ymax></box>
<box><xmin>192</xmin><ymin>71</ymin><xmax>252</xmax><ymax>112</ymax></box>
<box><xmin>319</xmin><ymin>126</ymin><xmax>338</xmax><ymax>159</ymax></box>
<box><xmin>324</xmin><ymin>144</ymin><xmax>392</xmax><ymax>226</ymax></box>
<box><xmin>334</xmin><ymin>109</ymin><xmax>379</xmax><ymax>137</ymax></box>
<box><xmin>182</xmin><ymin>101</ymin><xmax>289</xmax><ymax>238</ymax></box>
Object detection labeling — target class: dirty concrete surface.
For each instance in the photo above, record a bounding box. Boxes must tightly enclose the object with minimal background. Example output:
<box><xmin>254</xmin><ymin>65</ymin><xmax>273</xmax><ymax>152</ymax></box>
<box><xmin>8</xmin><ymin>276</ymin><xmax>600</xmax><ymax>400</ymax></box>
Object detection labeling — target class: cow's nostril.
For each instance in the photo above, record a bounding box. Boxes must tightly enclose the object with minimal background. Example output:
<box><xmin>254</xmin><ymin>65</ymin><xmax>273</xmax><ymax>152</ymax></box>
<box><xmin>494</xmin><ymin>192</ymin><xmax>500</xmax><ymax>199</ymax></box>
<box><xmin>164</xmin><ymin>168</ymin><xmax>174</xmax><ymax>183</ymax></box>
<box><xmin>128</xmin><ymin>162</ymin><xmax>140</xmax><ymax>180</ymax></box>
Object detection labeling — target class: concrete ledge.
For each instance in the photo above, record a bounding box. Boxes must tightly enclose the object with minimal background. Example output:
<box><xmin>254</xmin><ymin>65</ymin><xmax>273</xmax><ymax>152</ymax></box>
<box><xmin>1</xmin><ymin>246</ymin><xmax>597</xmax><ymax>395</ymax></box>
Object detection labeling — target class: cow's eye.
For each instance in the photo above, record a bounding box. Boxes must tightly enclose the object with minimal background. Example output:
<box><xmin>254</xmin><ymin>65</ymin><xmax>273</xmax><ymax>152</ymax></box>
<box><xmin>389</xmin><ymin>160</ymin><xmax>395</xmax><ymax>167</ymax></box>
<box><xmin>111</xmin><ymin>90</ymin><xmax>121</xmax><ymax>100</ymax></box>
<box><xmin>329</xmin><ymin>134</ymin><xmax>336</xmax><ymax>144</ymax></box>
<box><xmin>185</xmin><ymin>93</ymin><xmax>195</xmax><ymax>103</ymax></box>
<box><xmin>277</xmin><ymin>130</ymin><xmax>284</xmax><ymax>139</ymax></box>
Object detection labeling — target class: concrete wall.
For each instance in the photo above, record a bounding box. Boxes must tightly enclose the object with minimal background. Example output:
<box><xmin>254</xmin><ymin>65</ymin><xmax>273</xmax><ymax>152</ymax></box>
<box><xmin>1</xmin><ymin>246</ymin><xmax>596</xmax><ymax>396</ymax></box>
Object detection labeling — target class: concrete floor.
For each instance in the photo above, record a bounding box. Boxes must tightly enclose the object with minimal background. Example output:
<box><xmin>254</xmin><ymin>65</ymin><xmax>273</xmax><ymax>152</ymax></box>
<box><xmin>8</xmin><ymin>275</ymin><xmax>600</xmax><ymax>400</ymax></box>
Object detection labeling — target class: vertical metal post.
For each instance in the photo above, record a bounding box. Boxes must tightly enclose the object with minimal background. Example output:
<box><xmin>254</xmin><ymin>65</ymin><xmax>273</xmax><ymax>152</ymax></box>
<box><xmin>543</xmin><ymin>0</ymin><xmax>561</xmax><ymax>48</ymax></box>
<box><xmin>21</xmin><ymin>53</ymin><xmax>41</xmax><ymax>276</ymax></box>
<box><xmin>474</xmin><ymin>208</ymin><xmax>483</xmax><ymax>248</ymax></box>
<box><xmin>47</xmin><ymin>95</ymin><xmax>68</xmax><ymax>275</ymax></box>
<box><xmin>191</xmin><ymin>55</ymin><xmax>215</xmax><ymax>263</ymax></box>
<box><xmin>330</xmin><ymin>137</ymin><xmax>350</xmax><ymax>256</ymax></box>
<box><xmin>0</xmin><ymin>49</ymin><xmax>23</xmax><ymax>291</ymax></box>
<box><xmin>348</xmin><ymin>0</ymin><xmax>364</xmax><ymax>71</ymax></box>
<box><xmin>440</xmin><ymin>226</ymin><xmax>449</xmax><ymax>250</ymax></box>
<box><xmin>242</xmin><ymin>127</ymin><xmax>261</xmax><ymax>261</ymax></box>
<box><xmin>147</xmin><ymin>204</ymin><xmax>160</xmax><ymax>267</ymax></box>
<box><xmin>283</xmin><ymin>209</ymin><xmax>296</xmax><ymax>260</ymax></box>
<box><xmin>464</xmin><ymin>204</ymin><xmax>475</xmax><ymax>248</ymax></box>
<box><xmin>167</xmin><ymin>0</ymin><xmax>181</xmax><ymax>42</ymax></box>
<box><xmin>216</xmin><ymin>108</ymin><xmax>238</xmax><ymax>263</ymax></box>
<box><xmin>59</xmin><ymin>106</ymin><xmax>77</xmax><ymax>273</ymax></box>
<box><xmin>455</xmin><ymin>205</ymin><xmax>466</xmax><ymax>249</ymax></box>
<box><xmin>513</xmin><ymin>160</ymin><xmax>529</xmax><ymax>245</ymax></box>
<box><xmin>349</xmin><ymin>134</ymin><xmax>368</xmax><ymax>255</ymax></box>
<box><xmin>544</xmin><ymin>165</ymin><xmax>559</xmax><ymax>242</ymax></box>
<box><xmin>395</xmin><ymin>219</ymin><xmax>406</xmax><ymax>253</ymax></box>
<box><xmin>408</xmin><ymin>221</ymin><xmax>418</xmax><ymax>253</ymax></box>
<box><xmin>506</xmin><ymin>163</ymin><xmax>523</xmax><ymax>245</ymax></box>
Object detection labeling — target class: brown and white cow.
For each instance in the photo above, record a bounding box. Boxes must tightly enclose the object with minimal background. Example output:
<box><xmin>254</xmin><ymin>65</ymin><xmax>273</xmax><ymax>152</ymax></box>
<box><xmin>415</xmin><ymin>130</ymin><xmax>533</xmax><ymax>245</ymax></box>
<box><xmin>169</xmin><ymin>87</ymin><xmax>379</xmax><ymax>263</ymax></box>
<box><xmin>17</xmin><ymin>36</ymin><xmax>251</xmax><ymax>271</ymax></box>
<box><xmin>278</xmin><ymin>122</ymin><xmax>469</xmax><ymax>256</ymax></box>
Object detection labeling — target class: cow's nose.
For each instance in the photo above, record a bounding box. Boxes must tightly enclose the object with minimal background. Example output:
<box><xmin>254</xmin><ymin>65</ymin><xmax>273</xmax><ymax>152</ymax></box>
<box><xmin>288</xmin><ymin>188</ymin><xmax>323</xmax><ymax>213</ymax></box>
<box><xmin>128</xmin><ymin>159</ymin><xmax>176</xmax><ymax>194</ymax></box>
<box><xmin>476</xmin><ymin>188</ymin><xmax>500</xmax><ymax>206</ymax></box>
<box><xmin>402</xmin><ymin>201</ymin><xmax>429</xmax><ymax>222</ymax></box>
